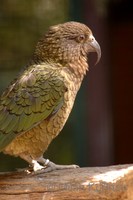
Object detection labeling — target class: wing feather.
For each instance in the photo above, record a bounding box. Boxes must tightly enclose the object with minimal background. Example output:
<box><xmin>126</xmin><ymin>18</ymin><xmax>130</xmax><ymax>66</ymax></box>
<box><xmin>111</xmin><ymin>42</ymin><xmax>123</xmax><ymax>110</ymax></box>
<box><xmin>0</xmin><ymin>64</ymin><xmax>67</xmax><ymax>151</ymax></box>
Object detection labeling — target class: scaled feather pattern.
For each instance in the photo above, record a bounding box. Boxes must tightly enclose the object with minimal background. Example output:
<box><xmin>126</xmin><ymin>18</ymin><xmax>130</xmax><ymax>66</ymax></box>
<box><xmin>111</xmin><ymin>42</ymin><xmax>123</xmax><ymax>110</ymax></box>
<box><xmin>0</xmin><ymin>22</ymin><xmax>101</xmax><ymax>172</ymax></box>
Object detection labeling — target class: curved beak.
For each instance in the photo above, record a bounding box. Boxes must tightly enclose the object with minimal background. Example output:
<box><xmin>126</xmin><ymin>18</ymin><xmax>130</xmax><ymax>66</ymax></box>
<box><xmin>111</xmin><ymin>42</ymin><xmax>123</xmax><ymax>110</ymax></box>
<box><xmin>89</xmin><ymin>37</ymin><xmax>101</xmax><ymax>65</ymax></box>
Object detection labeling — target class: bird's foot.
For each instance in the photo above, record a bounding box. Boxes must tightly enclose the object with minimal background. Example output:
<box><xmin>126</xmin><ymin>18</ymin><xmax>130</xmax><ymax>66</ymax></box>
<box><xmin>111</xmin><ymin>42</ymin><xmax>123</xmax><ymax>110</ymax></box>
<box><xmin>42</xmin><ymin>159</ymin><xmax>79</xmax><ymax>173</ymax></box>
<box><xmin>17</xmin><ymin>160</ymin><xmax>45</xmax><ymax>174</ymax></box>
<box><xmin>18</xmin><ymin>158</ymin><xmax>79</xmax><ymax>175</ymax></box>
<box><xmin>30</xmin><ymin>158</ymin><xmax>79</xmax><ymax>175</ymax></box>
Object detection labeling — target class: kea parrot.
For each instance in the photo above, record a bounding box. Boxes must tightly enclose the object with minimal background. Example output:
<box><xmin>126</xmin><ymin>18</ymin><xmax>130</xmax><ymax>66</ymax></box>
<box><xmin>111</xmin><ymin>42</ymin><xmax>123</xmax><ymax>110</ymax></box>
<box><xmin>0</xmin><ymin>22</ymin><xmax>101</xmax><ymax>173</ymax></box>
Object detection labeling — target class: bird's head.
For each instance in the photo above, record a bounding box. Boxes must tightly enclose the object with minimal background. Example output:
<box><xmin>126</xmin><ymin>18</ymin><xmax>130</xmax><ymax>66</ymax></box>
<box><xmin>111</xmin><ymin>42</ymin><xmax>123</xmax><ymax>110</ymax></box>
<box><xmin>34</xmin><ymin>21</ymin><xmax>101</xmax><ymax>72</ymax></box>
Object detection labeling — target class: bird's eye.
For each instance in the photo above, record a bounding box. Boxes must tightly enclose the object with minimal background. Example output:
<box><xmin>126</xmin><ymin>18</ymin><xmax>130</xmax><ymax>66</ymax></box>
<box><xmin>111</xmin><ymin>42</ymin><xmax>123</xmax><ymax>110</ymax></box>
<box><xmin>76</xmin><ymin>34</ymin><xmax>86</xmax><ymax>43</ymax></box>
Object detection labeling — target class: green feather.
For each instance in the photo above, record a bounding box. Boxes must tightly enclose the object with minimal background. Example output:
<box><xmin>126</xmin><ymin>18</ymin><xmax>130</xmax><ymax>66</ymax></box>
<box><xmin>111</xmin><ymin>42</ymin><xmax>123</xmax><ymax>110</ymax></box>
<box><xmin>0</xmin><ymin>132</ymin><xmax>15</xmax><ymax>151</ymax></box>
<box><xmin>0</xmin><ymin>63</ymin><xmax>67</xmax><ymax>151</ymax></box>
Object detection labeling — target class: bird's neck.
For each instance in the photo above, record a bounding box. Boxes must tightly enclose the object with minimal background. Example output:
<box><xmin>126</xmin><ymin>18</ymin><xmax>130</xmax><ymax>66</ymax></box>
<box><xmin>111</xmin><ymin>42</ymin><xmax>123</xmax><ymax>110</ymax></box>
<box><xmin>67</xmin><ymin>57</ymin><xmax>89</xmax><ymax>81</ymax></box>
<box><xmin>60</xmin><ymin>58</ymin><xmax>88</xmax><ymax>94</ymax></box>
<box><xmin>31</xmin><ymin>54</ymin><xmax>89</xmax><ymax>84</ymax></box>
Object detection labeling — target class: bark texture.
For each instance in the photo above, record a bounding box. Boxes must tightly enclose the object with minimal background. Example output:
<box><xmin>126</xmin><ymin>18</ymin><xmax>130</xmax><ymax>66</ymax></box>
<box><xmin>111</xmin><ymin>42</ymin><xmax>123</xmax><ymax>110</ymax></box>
<box><xmin>0</xmin><ymin>164</ymin><xmax>133</xmax><ymax>200</ymax></box>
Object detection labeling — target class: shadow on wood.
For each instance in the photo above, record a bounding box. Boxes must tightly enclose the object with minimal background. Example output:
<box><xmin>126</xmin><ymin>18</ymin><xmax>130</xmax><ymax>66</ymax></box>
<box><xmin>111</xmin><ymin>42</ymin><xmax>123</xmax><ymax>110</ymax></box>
<box><xmin>0</xmin><ymin>164</ymin><xmax>133</xmax><ymax>200</ymax></box>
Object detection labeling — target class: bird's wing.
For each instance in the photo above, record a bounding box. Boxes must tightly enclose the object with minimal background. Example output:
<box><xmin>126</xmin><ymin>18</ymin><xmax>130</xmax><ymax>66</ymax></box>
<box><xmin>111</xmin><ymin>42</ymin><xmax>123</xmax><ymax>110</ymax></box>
<box><xmin>0</xmin><ymin>65</ymin><xmax>67</xmax><ymax>151</ymax></box>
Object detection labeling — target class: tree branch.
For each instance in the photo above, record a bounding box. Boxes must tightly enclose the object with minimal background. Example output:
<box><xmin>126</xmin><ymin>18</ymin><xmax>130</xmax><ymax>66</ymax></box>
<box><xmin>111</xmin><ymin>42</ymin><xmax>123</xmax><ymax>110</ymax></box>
<box><xmin>0</xmin><ymin>164</ymin><xmax>133</xmax><ymax>199</ymax></box>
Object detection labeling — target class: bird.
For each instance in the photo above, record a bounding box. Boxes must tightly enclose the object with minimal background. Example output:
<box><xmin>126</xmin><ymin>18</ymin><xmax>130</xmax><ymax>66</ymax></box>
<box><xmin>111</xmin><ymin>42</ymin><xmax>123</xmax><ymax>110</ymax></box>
<box><xmin>0</xmin><ymin>21</ymin><xmax>101</xmax><ymax>173</ymax></box>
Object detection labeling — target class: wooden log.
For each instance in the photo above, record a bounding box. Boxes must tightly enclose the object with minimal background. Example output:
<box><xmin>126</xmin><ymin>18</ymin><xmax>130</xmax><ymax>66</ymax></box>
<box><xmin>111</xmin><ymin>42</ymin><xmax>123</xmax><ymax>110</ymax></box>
<box><xmin>0</xmin><ymin>164</ymin><xmax>133</xmax><ymax>199</ymax></box>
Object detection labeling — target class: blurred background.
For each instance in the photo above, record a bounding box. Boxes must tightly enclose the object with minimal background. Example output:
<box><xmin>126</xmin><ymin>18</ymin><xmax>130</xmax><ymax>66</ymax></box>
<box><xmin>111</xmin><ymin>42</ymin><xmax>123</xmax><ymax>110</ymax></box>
<box><xmin>0</xmin><ymin>0</ymin><xmax>133</xmax><ymax>171</ymax></box>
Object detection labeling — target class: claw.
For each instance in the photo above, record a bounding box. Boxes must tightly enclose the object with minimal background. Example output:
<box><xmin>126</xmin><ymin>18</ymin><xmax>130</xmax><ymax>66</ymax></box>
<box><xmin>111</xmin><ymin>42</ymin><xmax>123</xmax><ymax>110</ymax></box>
<box><xmin>18</xmin><ymin>158</ymin><xmax>80</xmax><ymax>175</ymax></box>
<box><xmin>45</xmin><ymin>160</ymin><xmax>80</xmax><ymax>171</ymax></box>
